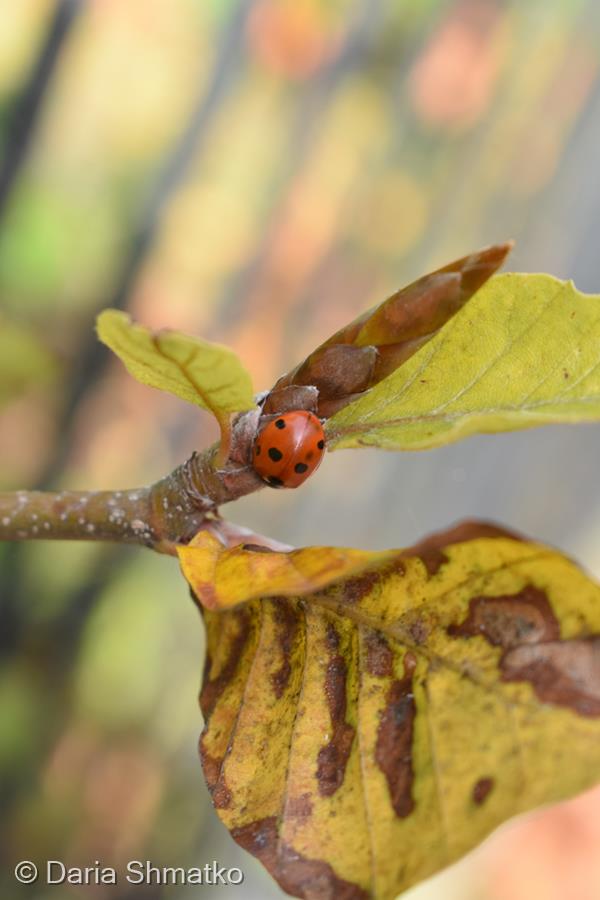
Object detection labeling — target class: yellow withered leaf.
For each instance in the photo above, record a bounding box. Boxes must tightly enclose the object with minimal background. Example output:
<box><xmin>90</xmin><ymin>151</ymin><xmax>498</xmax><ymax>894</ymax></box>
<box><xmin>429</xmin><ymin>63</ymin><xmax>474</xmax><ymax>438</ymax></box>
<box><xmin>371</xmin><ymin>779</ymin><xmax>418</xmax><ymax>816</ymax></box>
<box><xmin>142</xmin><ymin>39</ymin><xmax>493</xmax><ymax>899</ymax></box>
<box><xmin>327</xmin><ymin>273</ymin><xmax>600</xmax><ymax>450</ymax></box>
<box><xmin>178</xmin><ymin>530</ymin><xmax>394</xmax><ymax>610</ymax></box>
<box><xmin>96</xmin><ymin>310</ymin><xmax>255</xmax><ymax>424</ymax></box>
<box><xmin>189</xmin><ymin>521</ymin><xmax>600</xmax><ymax>899</ymax></box>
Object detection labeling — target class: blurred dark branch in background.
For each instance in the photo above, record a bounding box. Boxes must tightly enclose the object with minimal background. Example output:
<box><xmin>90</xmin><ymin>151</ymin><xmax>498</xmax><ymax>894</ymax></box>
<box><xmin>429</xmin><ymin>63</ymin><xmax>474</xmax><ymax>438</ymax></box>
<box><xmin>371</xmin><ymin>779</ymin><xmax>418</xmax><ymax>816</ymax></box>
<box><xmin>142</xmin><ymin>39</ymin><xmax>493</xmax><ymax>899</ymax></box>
<box><xmin>0</xmin><ymin>0</ymin><xmax>253</xmax><ymax>658</ymax></box>
<box><xmin>0</xmin><ymin>0</ymin><xmax>82</xmax><ymax>221</ymax></box>
<box><xmin>100</xmin><ymin>0</ymin><xmax>256</xmax><ymax>315</ymax></box>
<box><xmin>0</xmin><ymin>0</ymin><xmax>84</xmax><ymax>659</ymax></box>
<box><xmin>40</xmin><ymin>0</ymin><xmax>255</xmax><ymax>489</ymax></box>
<box><xmin>0</xmin><ymin>0</ymin><xmax>256</xmax><ymax>838</ymax></box>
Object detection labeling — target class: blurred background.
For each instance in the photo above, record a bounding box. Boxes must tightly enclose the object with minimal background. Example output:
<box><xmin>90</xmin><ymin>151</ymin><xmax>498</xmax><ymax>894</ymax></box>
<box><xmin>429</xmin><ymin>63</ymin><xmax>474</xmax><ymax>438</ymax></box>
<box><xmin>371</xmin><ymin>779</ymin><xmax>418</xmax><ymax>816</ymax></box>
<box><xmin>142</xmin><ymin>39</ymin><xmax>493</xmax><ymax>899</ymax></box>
<box><xmin>1</xmin><ymin>0</ymin><xmax>600</xmax><ymax>897</ymax></box>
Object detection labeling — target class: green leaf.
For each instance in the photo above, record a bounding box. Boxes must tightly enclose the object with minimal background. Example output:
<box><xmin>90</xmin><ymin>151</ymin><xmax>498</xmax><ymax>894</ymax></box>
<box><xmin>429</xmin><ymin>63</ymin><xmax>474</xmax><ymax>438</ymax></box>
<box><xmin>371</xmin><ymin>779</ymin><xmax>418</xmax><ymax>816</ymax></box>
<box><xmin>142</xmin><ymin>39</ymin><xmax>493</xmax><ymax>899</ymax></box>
<box><xmin>96</xmin><ymin>310</ymin><xmax>255</xmax><ymax>422</ymax></box>
<box><xmin>326</xmin><ymin>273</ymin><xmax>600</xmax><ymax>450</ymax></box>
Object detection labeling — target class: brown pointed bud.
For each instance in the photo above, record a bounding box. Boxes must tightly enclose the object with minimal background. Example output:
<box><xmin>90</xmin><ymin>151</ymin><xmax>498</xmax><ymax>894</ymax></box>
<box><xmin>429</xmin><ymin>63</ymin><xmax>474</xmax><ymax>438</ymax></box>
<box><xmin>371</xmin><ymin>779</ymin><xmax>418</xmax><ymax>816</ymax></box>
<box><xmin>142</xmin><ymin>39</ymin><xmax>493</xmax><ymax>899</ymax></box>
<box><xmin>264</xmin><ymin>242</ymin><xmax>514</xmax><ymax>420</ymax></box>
<box><xmin>262</xmin><ymin>385</ymin><xmax>319</xmax><ymax>416</ymax></box>
<box><xmin>327</xmin><ymin>242</ymin><xmax>514</xmax><ymax>349</ymax></box>
<box><xmin>273</xmin><ymin>344</ymin><xmax>379</xmax><ymax>400</ymax></box>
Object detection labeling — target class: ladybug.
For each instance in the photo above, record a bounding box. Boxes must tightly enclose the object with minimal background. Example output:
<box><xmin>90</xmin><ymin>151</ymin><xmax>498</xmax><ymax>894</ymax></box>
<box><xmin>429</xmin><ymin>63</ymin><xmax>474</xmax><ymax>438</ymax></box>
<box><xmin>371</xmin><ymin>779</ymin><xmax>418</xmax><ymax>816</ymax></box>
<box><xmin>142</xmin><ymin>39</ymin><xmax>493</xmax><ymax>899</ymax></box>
<box><xmin>252</xmin><ymin>411</ymin><xmax>326</xmax><ymax>488</ymax></box>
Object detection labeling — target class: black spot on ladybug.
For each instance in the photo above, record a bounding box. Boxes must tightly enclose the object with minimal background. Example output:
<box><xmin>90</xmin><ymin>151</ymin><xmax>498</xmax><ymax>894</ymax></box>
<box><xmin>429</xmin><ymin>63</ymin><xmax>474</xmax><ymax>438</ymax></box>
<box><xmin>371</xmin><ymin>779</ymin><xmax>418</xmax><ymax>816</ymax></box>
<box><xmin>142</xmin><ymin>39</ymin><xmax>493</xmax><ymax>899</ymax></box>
<box><xmin>294</xmin><ymin>463</ymin><xmax>308</xmax><ymax>474</ymax></box>
<box><xmin>268</xmin><ymin>447</ymin><xmax>283</xmax><ymax>462</ymax></box>
<box><xmin>275</xmin><ymin>419</ymin><xmax>286</xmax><ymax>429</ymax></box>
<box><xmin>255</xmin><ymin>445</ymin><xmax>261</xmax><ymax>455</ymax></box>
<box><xmin>267</xmin><ymin>476</ymin><xmax>284</xmax><ymax>487</ymax></box>
<box><xmin>317</xmin><ymin>439</ymin><xmax>325</xmax><ymax>449</ymax></box>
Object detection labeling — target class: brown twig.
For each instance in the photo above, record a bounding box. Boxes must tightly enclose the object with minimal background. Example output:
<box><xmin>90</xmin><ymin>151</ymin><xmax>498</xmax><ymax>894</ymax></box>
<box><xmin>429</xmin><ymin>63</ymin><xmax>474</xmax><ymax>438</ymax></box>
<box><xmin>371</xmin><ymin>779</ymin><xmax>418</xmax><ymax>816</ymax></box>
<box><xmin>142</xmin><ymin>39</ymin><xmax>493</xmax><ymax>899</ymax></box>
<box><xmin>0</xmin><ymin>487</ymin><xmax>156</xmax><ymax>546</ymax></box>
<box><xmin>0</xmin><ymin>410</ymin><xmax>264</xmax><ymax>553</ymax></box>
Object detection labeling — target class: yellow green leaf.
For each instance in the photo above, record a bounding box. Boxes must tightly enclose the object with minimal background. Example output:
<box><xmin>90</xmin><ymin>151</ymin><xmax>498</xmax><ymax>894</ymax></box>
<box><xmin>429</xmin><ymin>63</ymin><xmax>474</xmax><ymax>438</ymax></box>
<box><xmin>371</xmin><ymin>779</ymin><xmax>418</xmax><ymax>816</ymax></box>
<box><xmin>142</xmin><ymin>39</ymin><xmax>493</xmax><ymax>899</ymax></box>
<box><xmin>192</xmin><ymin>521</ymin><xmax>600</xmax><ymax>899</ymax></box>
<box><xmin>96</xmin><ymin>310</ymin><xmax>255</xmax><ymax>422</ymax></box>
<box><xmin>326</xmin><ymin>273</ymin><xmax>600</xmax><ymax>450</ymax></box>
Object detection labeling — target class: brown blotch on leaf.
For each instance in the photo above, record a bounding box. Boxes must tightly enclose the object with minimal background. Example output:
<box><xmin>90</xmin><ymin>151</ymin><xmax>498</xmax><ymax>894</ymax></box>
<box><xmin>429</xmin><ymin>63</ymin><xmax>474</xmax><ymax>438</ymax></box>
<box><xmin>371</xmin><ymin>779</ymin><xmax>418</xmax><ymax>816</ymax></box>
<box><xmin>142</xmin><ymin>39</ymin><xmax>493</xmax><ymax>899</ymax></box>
<box><xmin>404</xmin><ymin>520</ymin><xmax>525</xmax><ymax>576</ymax></box>
<box><xmin>200</xmin><ymin>749</ymin><xmax>232</xmax><ymax>808</ymax></box>
<box><xmin>325</xmin><ymin>621</ymin><xmax>341</xmax><ymax>651</ymax></box>
<box><xmin>407</xmin><ymin>545</ymin><xmax>448</xmax><ymax>577</ymax></box>
<box><xmin>375</xmin><ymin>651</ymin><xmax>417</xmax><ymax>818</ymax></box>
<box><xmin>342</xmin><ymin>558</ymin><xmax>405</xmax><ymax>606</ymax></box>
<box><xmin>200</xmin><ymin>747</ymin><xmax>220</xmax><ymax>792</ymax></box>
<box><xmin>286</xmin><ymin>792</ymin><xmax>313</xmax><ymax>819</ymax></box>
<box><xmin>501</xmin><ymin>637</ymin><xmax>600</xmax><ymax>717</ymax></box>
<box><xmin>448</xmin><ymin>585</ymin><xmax>600</xmax><ymax>718</ymax></box>
<box><xmin>447</xmin><ymin>586</ymin><xmax>560</xmax><ymax>649</ymax></box>
<box><xmin>364</xmin><ymin>630</ymin><xmax>394</xmax><ymax>677</ymax></box>
<box><xmin>233</xmin><ymin>817</ymin><xmax>369</xmax><ymax>900</ymax></box>
<box><xmin>407</xmin><ymin>618</ymin><xmax>429</xmax><ymax>645</ymax></box>
<box><xmin>316</xmin><ymin>625</ymin><xmax>356</xmax><ymax>797</ymax></box>
<box><xmin>472</xmin><ymin>776</ymin><xmax>495</xmax><ymax>805</ymax></box>
<box><xmin>212</xmin><ymin>778</ymin><xmax>233</xmax><ymax>809</ymax></box>
<box><xmin>271</xmin><ymin>599</ymin><xmax>299</xmax><ymax>699</ymax></box>
<box><xmin>242</xmin><ymin>543</ymin><xmax>275</xmax><ymax>553</ymax></box>
<box><xmin>342</xmin><ymin>571</ymin><xmax>380</xmax><ymax>604</ymax></box>
<box><xmin>202</xmin><ymin>647</ymin><xmax>213</xmax><ymax>694</ymax></box>
<box><xmin>200</xmin><ymin>609</ymin><xmax>252</xmax><ymax>718</ymax></box>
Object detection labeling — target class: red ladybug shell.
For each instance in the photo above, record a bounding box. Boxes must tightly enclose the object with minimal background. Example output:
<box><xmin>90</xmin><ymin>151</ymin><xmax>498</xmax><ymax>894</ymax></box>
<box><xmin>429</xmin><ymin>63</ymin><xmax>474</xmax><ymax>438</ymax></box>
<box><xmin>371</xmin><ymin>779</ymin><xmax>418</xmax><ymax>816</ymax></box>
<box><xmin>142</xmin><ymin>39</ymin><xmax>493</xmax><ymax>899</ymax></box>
<box><xmin>253</xmin><ymin>411</ymin><xmax>325</xmax><ymax>488</ymax></box>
